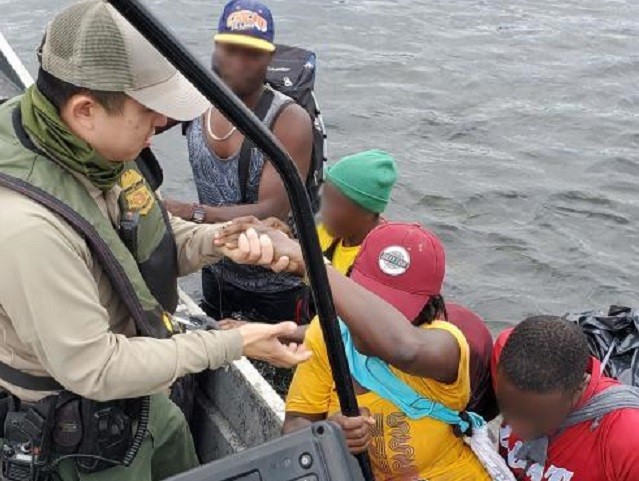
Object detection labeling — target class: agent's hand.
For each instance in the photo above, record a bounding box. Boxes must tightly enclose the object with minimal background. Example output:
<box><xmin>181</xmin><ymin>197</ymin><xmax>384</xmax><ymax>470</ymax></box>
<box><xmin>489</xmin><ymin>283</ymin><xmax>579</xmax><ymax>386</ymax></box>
<box><xmin>327</xmin><ymin>408</ymin><xmax>376</xmax><ymax>454</ymax></box>
<box><xmin>218</xmin><ymin>318</ymin><xmax>248</xmax><ymax>330</ymax></box>
<box><xmin>163</xmin><ymin>198</ymin><xmax>194</xmax><ymax>220</ymax></box>
<box><xmin>238</xmin><ymin>321</ymin><xmax>311</xmax><ymax>368</ymax></box>
<box><xmin>216</xmin><ymin>227</ymin><xmax>286</xmax><ymax>269</ymax></box>
<box><xmin>216</xmin><ymin>225</ymin><xmax>306</xmax><ymax>276</ymax></box>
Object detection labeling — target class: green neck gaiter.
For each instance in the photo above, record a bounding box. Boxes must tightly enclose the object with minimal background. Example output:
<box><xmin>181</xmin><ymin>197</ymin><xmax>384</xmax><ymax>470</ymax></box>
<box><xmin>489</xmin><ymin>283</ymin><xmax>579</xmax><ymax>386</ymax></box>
<box><xmin>20</xmin><ymin>85</ymin><xmax>123</xmax><ymax>191</ymax></box>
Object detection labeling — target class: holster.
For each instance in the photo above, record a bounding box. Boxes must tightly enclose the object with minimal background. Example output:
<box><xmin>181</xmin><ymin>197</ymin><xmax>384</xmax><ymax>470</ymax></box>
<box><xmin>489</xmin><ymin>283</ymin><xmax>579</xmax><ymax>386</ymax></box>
<box><xmin>1</xmin><ymin>391</ymin><xmax>143</xmax><ymax>480</ymax></box>
<box><xmin>73</xmin><ymin>398</ymin><xmax>135</xmax><ymax>473</ymax></box>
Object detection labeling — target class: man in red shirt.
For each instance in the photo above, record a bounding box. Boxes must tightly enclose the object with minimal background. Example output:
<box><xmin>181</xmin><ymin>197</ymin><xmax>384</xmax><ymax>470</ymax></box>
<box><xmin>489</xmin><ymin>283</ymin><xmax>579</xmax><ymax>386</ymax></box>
<box><xmin>492</xmin><ymin>316</ymin><xmax>639</xmax><ymax>481</ymax></box>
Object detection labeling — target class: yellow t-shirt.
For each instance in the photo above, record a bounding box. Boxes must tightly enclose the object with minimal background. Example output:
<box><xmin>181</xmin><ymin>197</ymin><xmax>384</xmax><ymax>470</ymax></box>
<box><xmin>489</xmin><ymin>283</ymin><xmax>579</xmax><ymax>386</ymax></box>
<box><xmin>317</xmin><ymin>223</ymin><xmax>361</xmax><ymax>275</ymax></box>
<box><xmin>286</xmin><ymin>318</ymin><xmax>490</xmax><ymax>481</ymax></box>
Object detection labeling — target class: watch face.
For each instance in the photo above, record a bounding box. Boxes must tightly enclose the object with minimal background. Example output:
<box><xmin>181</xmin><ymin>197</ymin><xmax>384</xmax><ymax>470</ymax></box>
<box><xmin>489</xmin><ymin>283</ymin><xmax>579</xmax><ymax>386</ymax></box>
<box><xmin>193</xmin><ymin>206</ymin><xmax>206</xmax><ymax>223</ymax></box>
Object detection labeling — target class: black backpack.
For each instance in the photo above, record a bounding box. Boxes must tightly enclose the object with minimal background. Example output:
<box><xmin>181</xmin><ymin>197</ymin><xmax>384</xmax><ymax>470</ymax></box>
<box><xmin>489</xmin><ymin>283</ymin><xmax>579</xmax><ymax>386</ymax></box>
<box><xmin>263</xmin><ymin>44</ymin><xmax>326</xmax><ymax>214</ymax></box>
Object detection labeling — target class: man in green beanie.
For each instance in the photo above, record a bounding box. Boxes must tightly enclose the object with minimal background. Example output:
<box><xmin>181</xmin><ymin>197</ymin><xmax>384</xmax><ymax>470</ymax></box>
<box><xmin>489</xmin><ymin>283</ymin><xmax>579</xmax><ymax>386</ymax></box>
<box><xmin>317</xmin><ymin>149</ymin><xmax>398</xmax><ymax>275</ymax></box>
<box><xmin>219</xmin><ymin>148</ymin><xmax>398</xmax><ymax>338</ymax></box>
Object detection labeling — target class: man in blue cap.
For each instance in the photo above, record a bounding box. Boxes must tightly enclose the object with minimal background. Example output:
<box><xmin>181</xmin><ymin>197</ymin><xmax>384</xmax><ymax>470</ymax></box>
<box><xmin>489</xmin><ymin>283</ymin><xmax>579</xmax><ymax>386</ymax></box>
<box><xmin>164</xmin><ymin>0</ymin><xmax>313</xmax><ymax>394</ymax></box>
<box><xmin>165</xmin><ymin>0</ymin><xmax>312</xmax><ymax>321</ymax></box>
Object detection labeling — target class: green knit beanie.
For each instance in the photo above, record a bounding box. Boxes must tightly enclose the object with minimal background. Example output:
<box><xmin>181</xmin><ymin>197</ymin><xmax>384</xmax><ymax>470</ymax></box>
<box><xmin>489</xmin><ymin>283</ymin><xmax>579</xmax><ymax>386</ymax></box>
<box><xmin>326</xmin><ymin>150</ymin><xmax>398</xmax><ymax>213</ymax></box>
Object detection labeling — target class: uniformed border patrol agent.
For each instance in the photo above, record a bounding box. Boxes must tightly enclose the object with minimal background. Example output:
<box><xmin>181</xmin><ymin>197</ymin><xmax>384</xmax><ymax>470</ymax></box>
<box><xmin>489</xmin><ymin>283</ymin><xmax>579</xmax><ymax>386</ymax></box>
<box><xmin>0</xmin><ymin>1</ymin><xmax>309</xmax><ymax>480</ymax></box>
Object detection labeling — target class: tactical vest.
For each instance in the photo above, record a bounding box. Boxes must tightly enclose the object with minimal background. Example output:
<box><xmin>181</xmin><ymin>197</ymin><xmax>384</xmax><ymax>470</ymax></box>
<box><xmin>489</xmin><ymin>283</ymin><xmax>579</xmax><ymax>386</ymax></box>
<box><xmin>0</xmin><ymin>97</ymin><xmax>180</xmax><ymax>390</ymax></box>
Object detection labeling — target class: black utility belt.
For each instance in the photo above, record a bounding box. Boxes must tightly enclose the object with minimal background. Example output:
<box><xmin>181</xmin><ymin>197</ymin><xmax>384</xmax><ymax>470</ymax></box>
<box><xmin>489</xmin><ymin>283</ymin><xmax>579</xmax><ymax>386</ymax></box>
<box><xmin>0</xmin><ymin>391</ymin><xmax>149</xmax><ymax>481</ymax></box>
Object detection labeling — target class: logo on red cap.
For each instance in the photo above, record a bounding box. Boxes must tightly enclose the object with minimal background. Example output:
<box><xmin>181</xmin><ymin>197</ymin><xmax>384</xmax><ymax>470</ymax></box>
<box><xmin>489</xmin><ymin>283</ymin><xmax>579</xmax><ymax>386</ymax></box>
<box><xmin>378</xmin><ymin>246</ymin><xmax>411</xmax><ymax>276</ymax></box>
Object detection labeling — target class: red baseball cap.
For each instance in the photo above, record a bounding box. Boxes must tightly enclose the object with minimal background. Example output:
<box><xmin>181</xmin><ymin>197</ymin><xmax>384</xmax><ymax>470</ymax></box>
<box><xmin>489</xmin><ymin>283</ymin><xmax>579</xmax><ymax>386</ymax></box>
<box><xmin>350</xmin><ymin>222</ymin><xmax>446</xmax><ymax>321</ymax></box>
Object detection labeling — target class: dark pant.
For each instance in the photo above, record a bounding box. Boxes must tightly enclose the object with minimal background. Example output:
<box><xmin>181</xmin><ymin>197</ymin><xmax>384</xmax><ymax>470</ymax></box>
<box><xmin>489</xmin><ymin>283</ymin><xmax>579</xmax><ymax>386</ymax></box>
<box><xmin>201</xmin><ymin>269</ymin><xmax>310</xmax><ymax>324</ymax></box>
<box><xmin>201</xmin><ymin>269</ymin><xmax>311</xmax><ymax>397</ymax></box>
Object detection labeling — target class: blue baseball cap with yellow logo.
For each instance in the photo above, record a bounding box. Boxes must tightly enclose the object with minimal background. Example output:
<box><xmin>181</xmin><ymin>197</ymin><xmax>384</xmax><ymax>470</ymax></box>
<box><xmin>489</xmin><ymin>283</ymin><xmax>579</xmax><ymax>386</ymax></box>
<box><xmin>215</xmin><ymin>0</ymin><xmax>275</xmax><ymax>53</ymax></box>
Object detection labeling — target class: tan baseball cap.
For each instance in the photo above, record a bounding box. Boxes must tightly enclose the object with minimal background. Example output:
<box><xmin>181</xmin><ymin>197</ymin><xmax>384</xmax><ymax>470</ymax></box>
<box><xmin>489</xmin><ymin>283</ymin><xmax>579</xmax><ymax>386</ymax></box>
<box><xmin>41</xmin><ymin>0</ymin><xmax>209</xmax><ymax>121</ymax></box>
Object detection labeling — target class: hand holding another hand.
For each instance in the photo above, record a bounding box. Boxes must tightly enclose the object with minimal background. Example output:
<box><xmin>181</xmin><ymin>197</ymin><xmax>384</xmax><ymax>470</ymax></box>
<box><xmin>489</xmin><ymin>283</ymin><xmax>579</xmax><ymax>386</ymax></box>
<box><xmin>215</xmin><ymin>218</ymin><xmax>306</xmax><ymax>276</ymax></box>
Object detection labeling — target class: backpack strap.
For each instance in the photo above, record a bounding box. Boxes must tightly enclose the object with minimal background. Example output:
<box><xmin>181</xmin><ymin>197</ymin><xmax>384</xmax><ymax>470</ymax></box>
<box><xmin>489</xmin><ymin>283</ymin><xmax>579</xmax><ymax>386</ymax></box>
<box><xmin>563</xmin><ymin>384</ymin><xmax>639</xmax><ymax>429</ymax></box>
<box><xmin>322</xmin><ymin>238</ymin><xmax>340</xmax><ymax>262</ymax></box>
<box><xmin>269</xmin><ymin>98</ymin><xmax>296</xmax><ymax>130</ymax></box>
<box><xmin>238</xmin><ymin>89</ymin><xmax>275</xmax><ymax>204</ymax></box>
<box><xmin>136</xmin><ymin>148</ymin><xmax>164</xmax><ymax>191</ymax></box>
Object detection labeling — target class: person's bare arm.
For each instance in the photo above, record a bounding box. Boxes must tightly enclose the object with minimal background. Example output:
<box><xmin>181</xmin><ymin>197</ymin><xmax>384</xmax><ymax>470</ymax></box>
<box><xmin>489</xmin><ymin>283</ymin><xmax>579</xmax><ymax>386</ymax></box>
<box><xmin>286</xmin><ymin>325</ymin><xmax>309</xmax><ymax>345</ymax></box>
<box><xmin>326</xmin><ymin>268</ymin><xmax>460</xmax><ymax>383</ymax></box>
<box><xmin>165</xmin><ymin>105</ymin><xmax>313</xmax><ymax>222</ymax></box>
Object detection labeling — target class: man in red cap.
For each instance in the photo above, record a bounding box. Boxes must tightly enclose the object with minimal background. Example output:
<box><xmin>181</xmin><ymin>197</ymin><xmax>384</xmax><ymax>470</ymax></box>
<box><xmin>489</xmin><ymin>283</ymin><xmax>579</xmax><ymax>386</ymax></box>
<box><xmin>282</xmin><ymin>218</ymin><xmax>497</xmax><ymax>438</ymax></box>
<box><xmin>217</xmin><ymin>222</ymin><xmax>492</xmax><ymax>480</ymax></box>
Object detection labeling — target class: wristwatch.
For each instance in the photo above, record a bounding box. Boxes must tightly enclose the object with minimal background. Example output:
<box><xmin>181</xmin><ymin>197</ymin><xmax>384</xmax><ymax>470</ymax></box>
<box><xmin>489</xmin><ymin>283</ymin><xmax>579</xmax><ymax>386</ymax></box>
<box><xmin>191</xmin><ymin>204</ymin><xmax>206</xmax><ymax>224</ymax></box>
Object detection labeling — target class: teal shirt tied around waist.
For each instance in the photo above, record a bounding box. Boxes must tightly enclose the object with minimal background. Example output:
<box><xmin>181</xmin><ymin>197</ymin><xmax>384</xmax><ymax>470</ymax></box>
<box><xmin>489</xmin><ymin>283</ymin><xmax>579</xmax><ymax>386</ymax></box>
<box><xmin>339</xmin><ymin>319</ymin><xmax>484</xmax><ymax>434</ymax></box>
